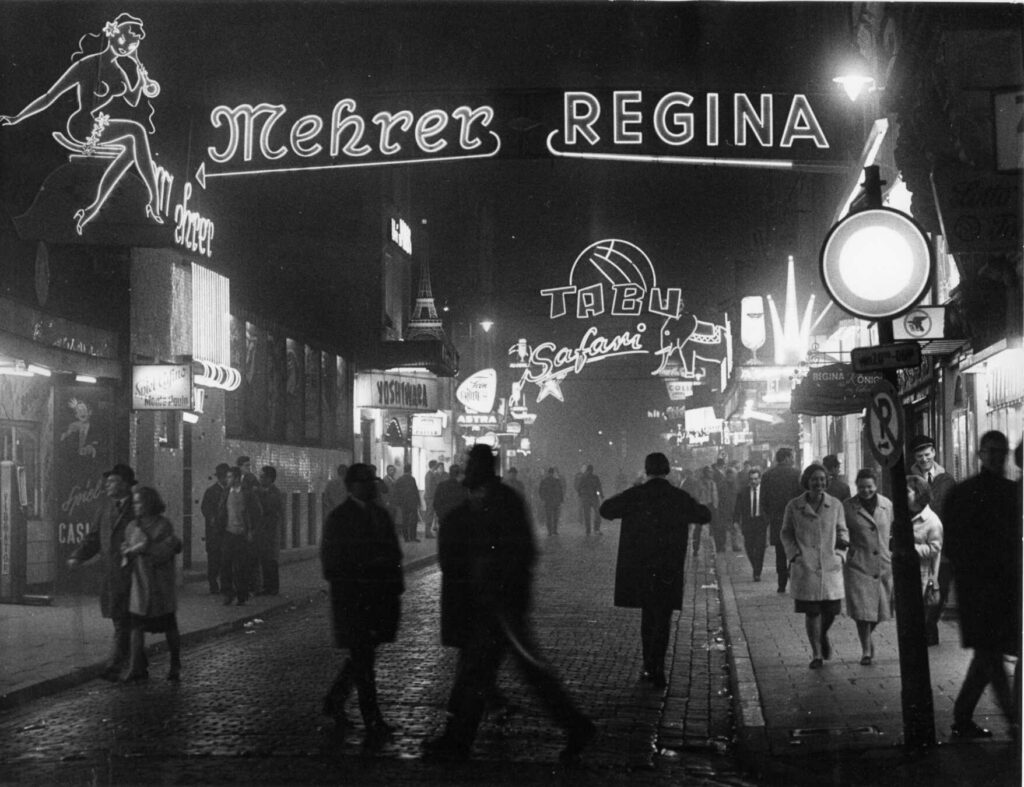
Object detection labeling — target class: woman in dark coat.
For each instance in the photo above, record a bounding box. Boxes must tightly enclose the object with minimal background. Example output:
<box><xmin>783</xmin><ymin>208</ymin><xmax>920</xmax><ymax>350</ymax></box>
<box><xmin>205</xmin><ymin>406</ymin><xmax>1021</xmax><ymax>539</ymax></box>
<box><xmin>320</xmin><ymin>464</ymin><xmax>404</xmax><ymax>749</ymax></box>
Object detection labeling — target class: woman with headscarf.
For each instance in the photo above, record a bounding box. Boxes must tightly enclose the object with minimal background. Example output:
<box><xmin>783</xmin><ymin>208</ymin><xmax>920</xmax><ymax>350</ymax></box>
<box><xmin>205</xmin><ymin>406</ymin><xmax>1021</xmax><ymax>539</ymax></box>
<box><xmin>907</xmin><ymin>474</ymin><xmax>943</xmax><ymax>646</ymax></box>
<box><xmin>842</xmin><ymin>469</ymin><xmax>894</xmax><ymax>665</ymax></box>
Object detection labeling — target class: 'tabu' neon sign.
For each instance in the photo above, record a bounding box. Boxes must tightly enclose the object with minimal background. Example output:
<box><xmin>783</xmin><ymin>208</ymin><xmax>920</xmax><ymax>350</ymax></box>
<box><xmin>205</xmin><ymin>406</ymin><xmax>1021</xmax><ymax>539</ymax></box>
<box><xmin>511</xmin><ymin>239</ymin><xmax>732</xmax><ymax>405</ymax></box>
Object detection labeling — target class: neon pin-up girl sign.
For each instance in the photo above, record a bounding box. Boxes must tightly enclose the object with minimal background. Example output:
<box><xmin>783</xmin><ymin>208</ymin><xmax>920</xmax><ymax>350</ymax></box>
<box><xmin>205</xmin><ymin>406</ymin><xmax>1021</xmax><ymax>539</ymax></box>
<box><xmin>511</xmin><ymin>239</ymin><xmax>731</xmax><ymax>405</ymax></box>
<box><xmin>1</xmin><ymin>13</ymin><xmax>214</xmax><ymax>255</ymax></box>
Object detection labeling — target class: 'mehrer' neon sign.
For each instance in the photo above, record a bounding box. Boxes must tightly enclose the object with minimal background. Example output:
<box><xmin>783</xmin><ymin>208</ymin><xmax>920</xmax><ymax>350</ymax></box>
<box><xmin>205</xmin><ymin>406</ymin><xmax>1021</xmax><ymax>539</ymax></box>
<box><xmin>196</xmin><ymin>100</ymin><xmax>500</xmax><ymax>187</ymax></box>
<box><xmin>511</xmin><ymin>239</ymin><xmax>732</xmax><ymax>405</ymax></box>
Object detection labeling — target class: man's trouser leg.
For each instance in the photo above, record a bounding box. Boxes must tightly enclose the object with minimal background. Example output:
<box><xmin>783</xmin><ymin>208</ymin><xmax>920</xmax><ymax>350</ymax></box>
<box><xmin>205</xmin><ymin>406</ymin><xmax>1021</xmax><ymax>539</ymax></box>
<box><xmin>954</xmin><ymin>649</ymin><xmax>1011</xmax><ymax>725</ymax></box>
<box><xmin>743</xmin><ymin>522</ymin><xmax>766</xmax><ymax>578</ymax></box>
<box><xmin>445</xmin><ymin>627</ymin><xmax>504</xmax><ymax>750</ymax></box>
<box><xmin>773</xmin><ymin>540</ymin><xmax>789</xmax><ymax>591</ymax></box>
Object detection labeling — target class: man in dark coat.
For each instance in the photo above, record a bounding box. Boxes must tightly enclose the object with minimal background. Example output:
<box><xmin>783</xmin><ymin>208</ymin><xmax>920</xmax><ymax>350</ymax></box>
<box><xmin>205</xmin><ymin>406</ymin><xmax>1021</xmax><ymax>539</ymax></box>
<box><xmin>734</xmin><ymin>467</ymin><xmax>768</xmax><ymax>581</ymax></box>
<box><xmin>200</xmin><ymin>462</ymin><xmax>230</xmax><ymax>595</ymax></box>
<box><xmin>393</xmin><ymin>464</ymin><xmax>422</xmax><ymax>543</ymax></box>
<box><xmin>538</xmin><ymin>467</ymin><xmax>564</xmax><ymax>536</ymax></box>
<box><xmin>576</xmin><ymin>464</ymin><xmax>604</xmax><ymax>534</ymax></box>
<box><xmin>944</xmin><ymin>430</ymin><xmax>1021</xmax><ymax>740</ymax></box>
<box><xmin>432</xmin><ymin>464</ymin><xmax>467</xmax><ymax>524</ymax></box>
<box><xmin>425</xmin><ymin>445</ymin><xmax>595</xmax><ymax>763</ymax></box>
<box><xmin>67</xmin><ymin>463</ymin><xmax>137</xmax><ymax>680</ymax></box>
<box><xmin>760</xmin><ymin>447</ymin><xmax>803</xmax><ymax>593</ymax></box>
<box><xmin>600</xmin><ymin>452</ymin><xmax>711</xmax><ymax>688</ymax></box>
<box><xmin>320</xmin><ymin>464</ymin><xmax>404</xmax><ymax>749</ymax></box>
<box><xmin>822</xmin><ymin>454</ymin><xmax>851</xmax><ymax>501</ymax></box>
<box><xmin>221</xmin><ymin>466</ymin><xmax>259</xmax><ymax>606</ymax></box>
<box><xmin>256</xmin><ymin>465</ymin><xmax>284</xmax><ymax>595</ymax></box>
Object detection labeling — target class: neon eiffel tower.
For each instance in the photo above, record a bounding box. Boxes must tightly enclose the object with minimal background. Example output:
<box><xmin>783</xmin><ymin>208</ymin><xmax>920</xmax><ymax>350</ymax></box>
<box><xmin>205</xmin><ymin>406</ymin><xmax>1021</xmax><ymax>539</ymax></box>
<box><xmin>404</xmin><ymin>258</ymin><xmax>446</xmax><ymax>341</ymax></box>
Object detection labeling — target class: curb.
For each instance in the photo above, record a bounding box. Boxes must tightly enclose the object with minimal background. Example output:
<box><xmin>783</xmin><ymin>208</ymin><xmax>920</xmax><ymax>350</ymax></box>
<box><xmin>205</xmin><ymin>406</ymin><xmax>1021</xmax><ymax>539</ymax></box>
<box><xmin>0</xmin><ymin>553</ymin><xmax>439</xmax><ymax>713</ymax></box>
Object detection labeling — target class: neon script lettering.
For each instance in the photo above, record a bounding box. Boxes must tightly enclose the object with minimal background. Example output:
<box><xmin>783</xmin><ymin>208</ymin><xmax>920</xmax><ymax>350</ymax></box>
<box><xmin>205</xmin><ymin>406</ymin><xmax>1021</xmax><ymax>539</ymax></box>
<box><xmin>207</xmin><ymin>101</ymin><xmax>499</xmax><ymax>167</ymax></box>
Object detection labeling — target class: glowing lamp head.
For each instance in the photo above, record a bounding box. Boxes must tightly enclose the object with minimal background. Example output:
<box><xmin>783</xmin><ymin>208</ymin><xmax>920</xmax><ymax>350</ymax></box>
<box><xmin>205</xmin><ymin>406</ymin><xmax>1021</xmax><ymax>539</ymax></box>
<box><xmin>833</xmin><ymin>48</ymin><xmax>875</xmax><ymax>102</ymax></box>
<box><xmin>479</xmin><ymin>320</ymin><xmax>494</xmax><ymax>333</ymax></box>
<box><xmin>836</xmin><ymin>225</ymin><xmax>915</xmax><ymax>302</ymax></box>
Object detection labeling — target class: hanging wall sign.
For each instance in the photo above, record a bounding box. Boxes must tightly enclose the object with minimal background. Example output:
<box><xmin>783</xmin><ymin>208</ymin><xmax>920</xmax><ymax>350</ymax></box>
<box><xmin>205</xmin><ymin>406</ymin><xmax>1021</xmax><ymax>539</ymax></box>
<box><xmin>132</xmin><ymin>364</ymin><xmax>193</xmax><ymax>410</ymax></box>
<box><xmin>513</xmin><ymin>239</ymin><xmax>731</xmax><ymax>405</ymax></box>
<box><xmin>456</xmin><ymin>368</ymin><xmax>497</xmax><ymax>413</ymax></box>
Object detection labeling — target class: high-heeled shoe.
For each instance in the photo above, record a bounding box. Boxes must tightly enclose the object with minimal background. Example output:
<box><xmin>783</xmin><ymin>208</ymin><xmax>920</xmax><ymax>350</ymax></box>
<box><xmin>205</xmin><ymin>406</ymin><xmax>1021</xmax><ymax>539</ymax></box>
<box><xmin>145</xmin><ymin>204</ymin><xmax>164</xmax><ymax>225</ymax></box>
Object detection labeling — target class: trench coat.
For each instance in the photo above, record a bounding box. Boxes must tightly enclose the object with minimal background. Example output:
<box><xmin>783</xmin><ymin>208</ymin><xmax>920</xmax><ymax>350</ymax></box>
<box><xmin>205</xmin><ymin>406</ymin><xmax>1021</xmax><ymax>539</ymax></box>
<box><xmin>600</xmin><ymin>477</ymin><xmax>712</xmax><ymax>611</ymax></box>
<box><xmin>780</xmin><ymin>493</ymin><xmax>848</xmax><ymax>602</ymax></box>
<box><xmin>842</xmin><ymin>495</ymin><xmax>894</xmax><ymax>622</ymax></box>
<box><xmin>436</xmin><ymin>479</ymin><xmax>536</xmax><ymax>648</ymax></box>
<box><xmin>71</xmin><ymin>495</ymin><xmax>134</xmax><ymax>619</ymax></box>
<box><xmin>320</xmin><ymin>497</ymin><xmax>403</xmax><ymax>649</ymax></box>
<box><xmin>944</xmin><ymin>470</ymin><xmax>1021</xmax><ymax>654</ymax></box>
<box><xmin>124</xmin><ymin>515</ymin><xmax>182</xmax><ymax>619</ymax></box>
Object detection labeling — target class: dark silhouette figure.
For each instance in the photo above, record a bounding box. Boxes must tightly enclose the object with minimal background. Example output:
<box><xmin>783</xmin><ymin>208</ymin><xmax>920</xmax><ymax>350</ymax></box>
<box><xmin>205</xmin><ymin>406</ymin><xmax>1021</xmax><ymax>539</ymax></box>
<box><xmin>945</xmin><ymin>431</ymin><xmax>1021</xmax><ymax>740</ymax></box>
<box><xmin>760</xmin><ymin>447</ymin><xmax>803</xmax><ymax>593</ymax></box>
<box><xmin>432</xmin><ymin>464</ymin><xmax>467</xmax><ymax>524</ymax></box>
<box><xmin>393</xmin><ymin>464</ymin><xmax>422</xmax><ymax>543</ymax></box>
<box><xmin>600</xmin><ymin>452</ymin><xmax>711</xmax><ymax>688</ymax></box>
<box><xmin>575</xmin><ymin>464</ymin><xmax>603</xmax><ymax>535</ymax></box>
<box><xmin>256</xmin><ymin>466</ymin><xmax>284</xmax><ymax>595</ymax></box>
<box><xmin>734</xmin><ymin>467</ymin><xmax>767</xmax><ymax>581</ymax></box>
<box><xmin>199</xmin><ymin>463</ymin><xmax>229</xmax><ymax>595</ymax></box>
<box><xmin>67</xmin><ymin>463</ymin><xmax>137</xmax><ymax>680</ymax></box>
<box><xmin>320</xmin><ymin>464</ymin><xmax>404</xmax><ymax>749</ymax></box>
<box><xmin>424</xmin><ymin>445</ymin><xmax>595</xmax><ymax>763</ymax></box>
<box><xmin>538</xmin><ymin>467</ymin><xmax>565</xmax><ymax>535</ymax></box>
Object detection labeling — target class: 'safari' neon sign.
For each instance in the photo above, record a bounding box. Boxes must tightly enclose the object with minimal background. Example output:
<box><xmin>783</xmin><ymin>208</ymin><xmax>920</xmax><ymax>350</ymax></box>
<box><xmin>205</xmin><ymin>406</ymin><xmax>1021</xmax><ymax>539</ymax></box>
<box><xmin>511</xmin><ymin>239</ymin><xmax>732</xmax><ymax>406</ymax></box>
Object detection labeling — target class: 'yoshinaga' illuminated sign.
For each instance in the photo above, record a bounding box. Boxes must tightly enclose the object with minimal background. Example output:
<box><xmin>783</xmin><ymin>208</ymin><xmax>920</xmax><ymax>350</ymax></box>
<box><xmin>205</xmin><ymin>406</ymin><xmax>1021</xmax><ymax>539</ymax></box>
<box><xmin>0</xmin><ymin>13</ymin><xmax>215</xmax><ymax>254</ymax></box>
<box><xmin>511</xmin><ymin>239</ymin><xmax>731</xmax><ymax>405</ymax></box>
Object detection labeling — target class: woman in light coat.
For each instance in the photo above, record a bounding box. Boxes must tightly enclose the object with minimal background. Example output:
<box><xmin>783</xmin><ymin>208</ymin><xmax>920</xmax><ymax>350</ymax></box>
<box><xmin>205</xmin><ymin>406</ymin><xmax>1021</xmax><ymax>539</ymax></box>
<box><xmin>907</xmin><ymin>474</ymin><xmax>943</xmax><ymax>646</ymax></box>
<box><xmin>842</xmin><ymin>469</ymin><xmax>894</xmax><ymax>665</ymax></box>
<box><xmin>780</xmin><ymin>464</ymin><xmax>849</xmax><ymax>669</ymax></box>
<box><xmin>120</xmin><ymin>486</ymin><xmax>182</xmax><ymax>681</ymax></box>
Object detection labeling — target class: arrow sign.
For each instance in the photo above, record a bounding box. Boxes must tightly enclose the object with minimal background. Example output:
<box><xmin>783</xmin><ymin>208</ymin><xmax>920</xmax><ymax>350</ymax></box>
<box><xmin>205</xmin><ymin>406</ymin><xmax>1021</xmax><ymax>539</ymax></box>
<box><xmin>194</xmin><ymin>133</ymin><xmax>502</xmax><ymax>190</ymax></box>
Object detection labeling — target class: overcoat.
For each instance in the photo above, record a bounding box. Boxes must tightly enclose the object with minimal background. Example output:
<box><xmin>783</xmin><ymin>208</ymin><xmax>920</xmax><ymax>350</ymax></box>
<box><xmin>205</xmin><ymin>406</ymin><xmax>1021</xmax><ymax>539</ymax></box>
<box><xmin>124</xmin><ymin>515</ymin><xmax>182</xmax><ymax>619</ymax></box>
<box><xmin>437</xmin><ymin>480</ymin><xmax>536</xmax><ymax>648</ymax></box>
<box><xmin>320</xmin><ymin>498</ymin><xmax>404</xmax><ymax>649</ymax></box>
<box><xmin>842</xmin><ymin>495</ymin><xmax>894</xmax><ymax>622</ymax></box>
<box><xmin>72</xmin><ymin>494</ymin><xmax>134</xmax><ymax>619</ymax></box>
<box><xmin>600</xmin><ymin>477</ymin><xmax>711</xmax><ymax>610</ymax></box>
<box><xmin>780</xmin><ymin>493</ymin><xmax>848</xmax><ymax>602</ymax></box>
<box><xmin>944</xmin><ymin>470</ymin><xmax>1021</xmax><ymax>654</ymax></box>
<box><xmin>760</xmin><ymin>464</ymin><xmax>802</xmax><ymax>546</ymax></box>
<box><xmin>911</xmin><ymin>505</ymin><xmax>943</xmax><ymax>591</ymax></box>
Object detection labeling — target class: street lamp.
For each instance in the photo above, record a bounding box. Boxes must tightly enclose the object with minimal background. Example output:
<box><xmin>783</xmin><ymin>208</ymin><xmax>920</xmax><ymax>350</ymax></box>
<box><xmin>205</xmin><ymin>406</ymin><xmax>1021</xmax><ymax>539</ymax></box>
<box><xmin>833</xmin><ymin>47</ymin><xmax>876</xmax><ymax>102</ymax></box>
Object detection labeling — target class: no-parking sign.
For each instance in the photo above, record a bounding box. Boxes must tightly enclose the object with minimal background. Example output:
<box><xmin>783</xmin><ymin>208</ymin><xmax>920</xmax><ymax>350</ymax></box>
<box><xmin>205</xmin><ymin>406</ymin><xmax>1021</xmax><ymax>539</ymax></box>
<box><xmin>865</xmin><ymin>382</ymin><xmax>904</xmax><ymax>468</ymax></box>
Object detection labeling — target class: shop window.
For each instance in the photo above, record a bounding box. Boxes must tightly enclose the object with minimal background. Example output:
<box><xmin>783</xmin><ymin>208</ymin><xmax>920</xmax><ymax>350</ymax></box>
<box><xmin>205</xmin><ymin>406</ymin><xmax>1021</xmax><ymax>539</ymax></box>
<box><xmin>0</xmin><ymin>422</ymin><xmax>42</xmax><ymax>518</ymax></box>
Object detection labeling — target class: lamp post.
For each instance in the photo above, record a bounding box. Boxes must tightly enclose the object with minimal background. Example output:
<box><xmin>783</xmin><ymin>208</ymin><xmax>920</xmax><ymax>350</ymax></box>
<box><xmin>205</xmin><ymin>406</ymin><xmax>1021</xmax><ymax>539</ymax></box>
<box><xmin>819</xmin><ymin>165</ymin><xmax>937</xmax><ymax>750</ymax></box>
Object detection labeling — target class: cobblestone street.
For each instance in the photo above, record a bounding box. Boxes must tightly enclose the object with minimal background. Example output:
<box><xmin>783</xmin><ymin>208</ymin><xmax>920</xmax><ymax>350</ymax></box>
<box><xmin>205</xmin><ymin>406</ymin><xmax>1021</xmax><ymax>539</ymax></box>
<box><xmin>0</xmin><ymin>525</ymin><xmax>753</xmax><ymax>786</ymax></box>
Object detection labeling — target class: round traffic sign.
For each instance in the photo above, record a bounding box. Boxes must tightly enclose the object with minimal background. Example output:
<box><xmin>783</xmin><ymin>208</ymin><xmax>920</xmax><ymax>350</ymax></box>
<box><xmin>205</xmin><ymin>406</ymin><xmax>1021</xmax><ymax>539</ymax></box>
<box><xmin>820</xmin><ymin>208</ymin><xmax>933</xmax><ymax>321</ymax></box>
<box><xmin>865</xmin><ymin>382</ymin><xmax>904</xmax><ymax>468</ymax></box>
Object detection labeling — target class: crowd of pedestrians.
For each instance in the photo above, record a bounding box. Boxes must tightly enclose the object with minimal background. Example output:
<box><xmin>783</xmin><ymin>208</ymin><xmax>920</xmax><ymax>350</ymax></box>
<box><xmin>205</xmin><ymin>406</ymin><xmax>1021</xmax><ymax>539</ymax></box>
<box><xmin>61</xmin><ymin>429</ymin><xmax>1021</xmax><ymax>757</ymax></box>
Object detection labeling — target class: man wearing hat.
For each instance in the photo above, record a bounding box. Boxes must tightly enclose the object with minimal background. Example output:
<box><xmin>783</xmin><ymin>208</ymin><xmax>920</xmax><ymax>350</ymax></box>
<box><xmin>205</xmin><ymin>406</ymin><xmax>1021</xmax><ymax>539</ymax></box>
<box><xmin>200</xmin><ymin>463</ymin><xmax>231</xmax><ymax>595</ymax></box>
<box><xmin>907</xmin><ymin>434</ymin><xmax>957</xmax><ymax>645</ymax></box>
<box><xmin>425</xmin><ymin>445</ymin><xmax>595</xmax><ymax>763</ymax></box>
<box><xmin>67</xmin><ymin>463</ymin><xmax>138</xmax><ymax>680</ymax></box>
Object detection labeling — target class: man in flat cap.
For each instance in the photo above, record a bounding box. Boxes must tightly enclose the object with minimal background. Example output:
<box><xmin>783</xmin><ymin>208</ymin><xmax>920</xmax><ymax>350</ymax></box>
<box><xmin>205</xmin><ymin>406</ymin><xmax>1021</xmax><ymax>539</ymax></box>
<box><xmin>67</xmin><ymin>463</ymin><xmax>138</xmax><ymax>680</ymax></box>
<box><xmin>907</xmin><ymin>434</ymin><xmax>956</xmax><ymax>645</ymax></box>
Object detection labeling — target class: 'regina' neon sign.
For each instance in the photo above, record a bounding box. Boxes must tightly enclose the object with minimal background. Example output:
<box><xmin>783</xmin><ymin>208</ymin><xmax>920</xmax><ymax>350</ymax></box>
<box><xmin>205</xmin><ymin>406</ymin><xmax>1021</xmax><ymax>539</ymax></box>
<box><xmin>0</xmin><ymin>13</ymin><xmax>215</xmax><ymax>254</ymax></box>
<box><xmin>196</xmin><ymin>100</ymin><xmax>501</xmax><ymax>187</ymax></box>
<box><xmin>511</xmin><ymin>240</ymin><xmax>731</xmax><ymax>406</ymax></box>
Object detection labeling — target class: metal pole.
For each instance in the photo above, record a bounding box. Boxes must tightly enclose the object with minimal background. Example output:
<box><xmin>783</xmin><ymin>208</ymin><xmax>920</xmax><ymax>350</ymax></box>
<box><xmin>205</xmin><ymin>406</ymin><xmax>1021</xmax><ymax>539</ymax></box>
<box><xmin>862</xmin><ymin>165</ymin><xmax>936</xmax><ymax>748</ymax></box>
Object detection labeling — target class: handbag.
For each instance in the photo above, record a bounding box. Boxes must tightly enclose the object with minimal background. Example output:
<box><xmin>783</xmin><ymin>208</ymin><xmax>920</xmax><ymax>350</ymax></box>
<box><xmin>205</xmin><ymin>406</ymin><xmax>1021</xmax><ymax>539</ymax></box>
<box><xmin>923</xmin><ymin>579</ymin><xmax>941</xmax><ymax>610</ymax></box>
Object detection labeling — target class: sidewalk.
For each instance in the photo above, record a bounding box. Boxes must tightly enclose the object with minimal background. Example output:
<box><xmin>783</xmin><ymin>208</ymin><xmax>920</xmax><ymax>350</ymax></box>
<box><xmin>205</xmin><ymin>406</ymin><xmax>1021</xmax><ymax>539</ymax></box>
<box><xmin>0</xmin><ymin>538</ymin><xmax>440</xmax><ymax>711</ymax></box>
<box><xmin>716</xmin><ymin>547</ymin><xmax>1021</xmax><ymax>785</ymax></box>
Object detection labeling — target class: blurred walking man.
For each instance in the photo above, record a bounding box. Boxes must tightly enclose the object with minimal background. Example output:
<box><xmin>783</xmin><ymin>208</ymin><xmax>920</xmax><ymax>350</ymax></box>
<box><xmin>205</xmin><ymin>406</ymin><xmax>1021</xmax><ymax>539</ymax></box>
<box><xmin>945</xmin><ymin>430</ymin><xmax>1021</xmax><ymax>740</ymax></box>
<box><xmin>600</xmin><ymin>452</ymin><xmax>711</xmax><ymax>688</ymax></box>
<box><xmin>424</xmin><ymin>445</ymin><xmax>595</xmax><ymax>763</ymax></box>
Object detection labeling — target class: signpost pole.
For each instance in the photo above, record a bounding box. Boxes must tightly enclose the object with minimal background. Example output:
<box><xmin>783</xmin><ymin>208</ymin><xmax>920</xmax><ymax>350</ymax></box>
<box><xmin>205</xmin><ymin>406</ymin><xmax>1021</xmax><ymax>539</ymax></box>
<box><xmin>863</xmin><ymin>166</ymin><xmax>936</xmax><ymax>749</ymax></box>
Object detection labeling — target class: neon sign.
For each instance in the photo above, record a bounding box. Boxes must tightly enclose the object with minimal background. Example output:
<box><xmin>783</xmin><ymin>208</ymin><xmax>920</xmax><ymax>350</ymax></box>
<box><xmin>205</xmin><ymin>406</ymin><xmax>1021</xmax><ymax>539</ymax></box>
<box><xmin>197</xmin><ymin>100</ymin><xmax>501</xmax><ymax>187</ymax></box>
<box><xmin>548</xmin><ymin>91</ymin><xmax>840</xmax><ymax>172</ymax></box>
<box><xmin>391</xmin><ymin>217</ymin><xmax>412</xmax><ymax>255</ymax></box>
<box><xmin>511</xmin><ymin>239</ymin><xmax>731</xmax><ymax>406</ymax></box>
<box><xmin>0</xmin><ymin>13</ymin><xmax>215</xmax><ymax>254</ymax></box>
